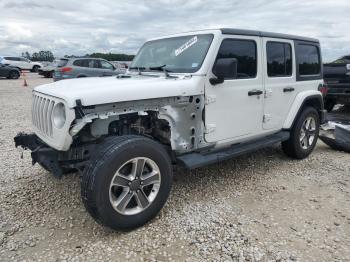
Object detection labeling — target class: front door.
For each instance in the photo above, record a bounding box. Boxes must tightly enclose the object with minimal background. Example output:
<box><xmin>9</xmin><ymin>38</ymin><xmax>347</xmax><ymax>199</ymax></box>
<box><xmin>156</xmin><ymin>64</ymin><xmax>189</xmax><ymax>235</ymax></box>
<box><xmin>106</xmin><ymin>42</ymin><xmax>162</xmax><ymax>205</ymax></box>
<box><xmin>19</xmin><ymin>58</ymin><xmax>31</xmax><ymax>70</ymax></box>
<box><xmin>204</xmin><ymin>36</ymin><xmax>264</xmax><ymax>143</ymax></box>
<box><xmin>100</xmin><ymin>60</ymin><xmax>116</xmax><ymax>76</ymax></box>
<box><xmin>262</xmin><ymin>38</ymin><xmax>296</xmax><ymax>130</ymax></box>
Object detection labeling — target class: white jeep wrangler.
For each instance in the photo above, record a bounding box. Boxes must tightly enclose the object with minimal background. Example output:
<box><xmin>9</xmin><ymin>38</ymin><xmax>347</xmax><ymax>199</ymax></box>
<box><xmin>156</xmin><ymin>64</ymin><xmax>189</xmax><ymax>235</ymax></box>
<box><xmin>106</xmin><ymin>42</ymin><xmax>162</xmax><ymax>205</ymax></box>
<box><xmin>15</xmin><ymin>28</ymin><xmax>326</xmax><ymax>230</ymax></box>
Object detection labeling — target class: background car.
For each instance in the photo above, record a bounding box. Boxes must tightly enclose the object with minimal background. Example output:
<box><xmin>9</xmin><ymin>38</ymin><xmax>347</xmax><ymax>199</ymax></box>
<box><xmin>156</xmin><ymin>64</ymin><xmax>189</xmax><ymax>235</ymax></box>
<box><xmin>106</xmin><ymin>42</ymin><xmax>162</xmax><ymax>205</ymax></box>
<box><xmin>53</xmin><ymin>58</ymin><xmax>120</xmax><ymax>81</ymax></box>
<box><xmin>323</xmin><ymin>55</ymin><xmax>350</xmax><ymax>111</ymax></box>
<box><xmin>0</xmin><ymin>64</ymin><xmax>21</xmax><ymax>79</ymax></box>
<box><xmin>111</xmin><ymin>61</ymin><xmax>132</xmax><ymax>74</ymax></box>
<box><xmin>38</xmin><ymin>59</ymin><xmax>60</xmax><ymax>78</ymax></box>
<box><xmin>0</xmin><ymin>56</ymin><xmax>42</xmax><ymax>72</ymax></box>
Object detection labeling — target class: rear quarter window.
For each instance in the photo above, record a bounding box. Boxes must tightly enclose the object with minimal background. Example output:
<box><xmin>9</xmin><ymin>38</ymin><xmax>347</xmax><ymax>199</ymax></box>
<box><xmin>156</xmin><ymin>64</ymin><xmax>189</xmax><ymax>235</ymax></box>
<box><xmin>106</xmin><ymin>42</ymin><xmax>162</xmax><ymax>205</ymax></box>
<box><xmin>295</xmin><ymin>41</ymin><xmax>322</xmax><ymax>81</ymax></box>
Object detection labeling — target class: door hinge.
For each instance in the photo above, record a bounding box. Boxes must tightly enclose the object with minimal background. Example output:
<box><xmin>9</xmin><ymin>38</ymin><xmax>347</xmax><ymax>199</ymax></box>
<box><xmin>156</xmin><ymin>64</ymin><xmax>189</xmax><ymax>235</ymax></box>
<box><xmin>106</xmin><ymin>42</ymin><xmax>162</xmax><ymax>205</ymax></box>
<box><xmin>263</xmin><ymin>114</ymin><xmax>272</xmax><ymax>123</ymax></box>
<box><xmin>264</xmin><ymin>89</ymin><xmax>272</xmax><ymax>98</ymax></box>
<box><xmin>205</xmin><ymin>95</ymin><xmax>216</xmax><ymax>105</ymax></box>
<box><xmin>204</xmin><ymin>124</ymin><xmax>216</xmax><ymax>134</ymax></box>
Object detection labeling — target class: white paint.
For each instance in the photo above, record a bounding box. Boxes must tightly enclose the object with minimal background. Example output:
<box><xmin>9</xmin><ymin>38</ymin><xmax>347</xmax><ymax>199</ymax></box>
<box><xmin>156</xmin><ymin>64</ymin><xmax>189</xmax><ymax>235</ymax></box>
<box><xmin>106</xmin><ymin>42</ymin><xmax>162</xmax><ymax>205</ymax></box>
<box><xmin>283</xmin><ymin>90</ymin><xmax>323</xmax><ymax>129</ymax></box>
<box><xmin>204</xmin><ymin>34</ymin><xmax>264</xmax><ymax>143</ymax></box>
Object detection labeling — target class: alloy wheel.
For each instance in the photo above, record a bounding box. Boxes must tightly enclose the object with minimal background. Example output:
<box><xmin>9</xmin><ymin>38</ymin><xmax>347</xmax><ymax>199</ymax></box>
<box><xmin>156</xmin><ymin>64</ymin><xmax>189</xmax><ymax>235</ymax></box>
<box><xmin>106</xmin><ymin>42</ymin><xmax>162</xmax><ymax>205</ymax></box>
<box><xmin>109</xmin><ymin>157</ymin><xmax>161</xmax><ymax>215</ymax></box>
<box><xmin>299</xmin><ymin>116</ymin><xmax>316</xmax><ymax>150</ymax></box>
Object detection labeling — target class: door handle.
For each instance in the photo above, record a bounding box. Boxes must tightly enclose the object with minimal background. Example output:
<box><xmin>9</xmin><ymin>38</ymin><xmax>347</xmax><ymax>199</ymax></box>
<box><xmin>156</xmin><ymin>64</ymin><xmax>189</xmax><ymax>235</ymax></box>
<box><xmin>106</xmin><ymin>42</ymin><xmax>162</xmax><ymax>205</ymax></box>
<box><xmin>248</xmin><ymin>89</ymin><xmax>263</xmax><ymax>96</ymax></box>
<box><xmin>283</xmin><ymin>87</ymin><xmax>295</xmax><ymax>92</ymax></box>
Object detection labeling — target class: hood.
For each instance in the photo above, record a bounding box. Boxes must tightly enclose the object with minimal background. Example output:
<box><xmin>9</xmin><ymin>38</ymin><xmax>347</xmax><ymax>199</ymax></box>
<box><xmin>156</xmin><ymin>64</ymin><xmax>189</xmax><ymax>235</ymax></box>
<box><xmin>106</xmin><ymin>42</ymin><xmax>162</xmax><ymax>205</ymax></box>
<box><xmin>34</xmin><ymin>74</ymin><xmax>204</xmax><ymax>108</ymax></box>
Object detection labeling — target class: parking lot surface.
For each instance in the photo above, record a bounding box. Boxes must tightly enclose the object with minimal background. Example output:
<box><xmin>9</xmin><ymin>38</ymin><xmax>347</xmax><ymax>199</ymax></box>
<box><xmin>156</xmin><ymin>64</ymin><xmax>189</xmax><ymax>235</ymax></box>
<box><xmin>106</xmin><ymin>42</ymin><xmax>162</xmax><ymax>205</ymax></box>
<box><xmin>0</xmin><ymin>74</ymin><xmax>349</xmax><ymax>261</ymax></box>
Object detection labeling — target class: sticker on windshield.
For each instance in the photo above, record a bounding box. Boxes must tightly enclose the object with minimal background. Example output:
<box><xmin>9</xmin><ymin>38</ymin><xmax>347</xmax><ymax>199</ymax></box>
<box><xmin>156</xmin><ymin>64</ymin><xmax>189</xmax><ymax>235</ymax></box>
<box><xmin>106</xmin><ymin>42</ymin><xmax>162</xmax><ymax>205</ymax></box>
<box><xmin>175</xmin><ymin>36</ymin><xmax>198</xmax><ymax>56</ymax></box>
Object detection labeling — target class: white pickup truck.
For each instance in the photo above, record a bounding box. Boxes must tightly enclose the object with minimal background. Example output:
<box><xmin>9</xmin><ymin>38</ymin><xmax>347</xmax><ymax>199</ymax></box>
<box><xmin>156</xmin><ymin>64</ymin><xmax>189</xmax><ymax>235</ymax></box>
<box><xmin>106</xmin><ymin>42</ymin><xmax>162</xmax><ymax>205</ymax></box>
<box><xmin>15</xmin><ymin>28</ymin><xmax>326</xmax><ymax>231</ymax></box>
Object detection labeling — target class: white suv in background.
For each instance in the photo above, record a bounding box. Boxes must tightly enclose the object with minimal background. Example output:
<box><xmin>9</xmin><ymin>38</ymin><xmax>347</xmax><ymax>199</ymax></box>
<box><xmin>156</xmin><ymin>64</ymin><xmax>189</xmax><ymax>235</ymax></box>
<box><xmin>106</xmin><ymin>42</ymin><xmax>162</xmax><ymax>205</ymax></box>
<box><xmin>0</xmin><ymin>56</ymin><xmax>42</xmax><ymax>72</ymax></box>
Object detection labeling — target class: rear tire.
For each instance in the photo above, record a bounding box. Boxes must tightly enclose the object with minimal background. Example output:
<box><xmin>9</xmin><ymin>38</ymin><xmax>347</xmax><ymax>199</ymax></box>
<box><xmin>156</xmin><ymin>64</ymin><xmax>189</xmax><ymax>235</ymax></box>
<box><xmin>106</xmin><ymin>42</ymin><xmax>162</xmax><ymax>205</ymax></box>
<box><xmin>282</xmin><ymin>107</ymin><xmax>320</xmax><ymax>159</ymax></box>
<box><xmin>81</xmin><ymin>136</ymin><xmax>172</xmax><ymax>231</ymax></box>
<box><xmin>325</xmin><ymin>99</ymin><xmax>335</xmax><ymax>112</ymax></box>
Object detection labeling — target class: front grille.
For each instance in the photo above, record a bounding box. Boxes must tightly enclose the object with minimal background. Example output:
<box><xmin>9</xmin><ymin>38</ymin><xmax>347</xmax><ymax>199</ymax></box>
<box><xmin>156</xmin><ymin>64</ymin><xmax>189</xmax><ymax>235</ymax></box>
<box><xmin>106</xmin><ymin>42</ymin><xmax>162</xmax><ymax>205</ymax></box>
<box><xmin>32</xmin><ymin>93</ymin><xmax>56</xmax><ymax>137</ymax></box>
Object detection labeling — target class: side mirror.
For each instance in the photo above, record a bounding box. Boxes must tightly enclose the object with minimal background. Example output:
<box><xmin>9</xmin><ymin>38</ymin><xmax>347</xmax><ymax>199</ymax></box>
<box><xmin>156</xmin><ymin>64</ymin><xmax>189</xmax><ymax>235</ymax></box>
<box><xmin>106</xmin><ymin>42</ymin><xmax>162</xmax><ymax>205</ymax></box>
<box><xmin>210</xmin><ymin>58</ymin><xmax>238</xmax><ymax>85</ymax></box>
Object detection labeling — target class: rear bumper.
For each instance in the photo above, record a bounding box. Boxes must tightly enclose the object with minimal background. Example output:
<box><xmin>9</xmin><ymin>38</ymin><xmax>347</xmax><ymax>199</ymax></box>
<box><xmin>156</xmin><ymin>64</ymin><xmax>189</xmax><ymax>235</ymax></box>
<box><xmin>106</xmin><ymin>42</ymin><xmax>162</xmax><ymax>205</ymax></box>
<box><xmin>325</xmin><ymin>84</ymin><xmax>350</xmax><ymax>104</ymax></box>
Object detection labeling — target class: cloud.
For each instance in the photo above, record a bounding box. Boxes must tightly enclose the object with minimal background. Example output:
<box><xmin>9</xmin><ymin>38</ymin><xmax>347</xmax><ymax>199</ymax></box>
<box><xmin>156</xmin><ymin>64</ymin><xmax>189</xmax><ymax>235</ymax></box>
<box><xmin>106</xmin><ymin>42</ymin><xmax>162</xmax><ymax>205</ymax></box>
<box><xmin>0</xmin><ymin>0</ymin><xmax>349</xmax><ymax>61</ymax></box>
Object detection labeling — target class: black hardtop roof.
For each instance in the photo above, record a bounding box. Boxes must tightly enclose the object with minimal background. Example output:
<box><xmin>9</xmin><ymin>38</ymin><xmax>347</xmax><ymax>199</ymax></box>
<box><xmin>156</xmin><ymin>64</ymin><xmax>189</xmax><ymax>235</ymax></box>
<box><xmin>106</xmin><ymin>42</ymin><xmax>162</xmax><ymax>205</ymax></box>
<box><xmin>220</xmin><ymin>28</ymin><xmax>319</xmax><ymax>43</ymax></box>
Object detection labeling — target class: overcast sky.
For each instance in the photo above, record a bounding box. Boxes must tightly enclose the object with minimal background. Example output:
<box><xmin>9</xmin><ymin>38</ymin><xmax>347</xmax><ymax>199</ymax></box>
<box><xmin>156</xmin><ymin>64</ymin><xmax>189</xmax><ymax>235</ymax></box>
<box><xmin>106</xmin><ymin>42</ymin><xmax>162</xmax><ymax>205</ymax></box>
<box><xmin>0</xmin><ymin>0</ymin><xmax>349</xmax><ymax>61</ymax></box>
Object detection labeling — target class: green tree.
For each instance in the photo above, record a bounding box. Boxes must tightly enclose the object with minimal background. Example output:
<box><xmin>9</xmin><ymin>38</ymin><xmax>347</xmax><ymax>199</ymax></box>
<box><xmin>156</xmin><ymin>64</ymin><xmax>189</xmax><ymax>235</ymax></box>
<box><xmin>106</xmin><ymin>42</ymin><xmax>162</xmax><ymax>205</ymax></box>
<box><xmin>31</xmin><ymin>51</ymin><xmax>55</xmax><ymax>62</ymax></box>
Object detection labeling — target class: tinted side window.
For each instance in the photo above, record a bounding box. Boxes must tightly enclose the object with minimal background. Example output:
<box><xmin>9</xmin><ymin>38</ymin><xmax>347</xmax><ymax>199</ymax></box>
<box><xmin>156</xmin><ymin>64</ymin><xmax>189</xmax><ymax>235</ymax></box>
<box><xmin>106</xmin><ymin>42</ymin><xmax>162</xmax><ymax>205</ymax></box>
<box><xmin>5</xmin><ymin>57</ymin><xmax>16</xmax><ymax>61</ymax></box>
<box><xmin>297</xmin><ymin>44</ymin><xmax>320</xmax><ymax>76</ymax></box>
<box><xmin>73</xmin><ymin>59</ymin><xmax>90</xmax><ymax>67</ymax></box>
<box><xmin>215</xmin><ymin>39</ymin><xmax>257</xmax><ymax>79</ymax></box>
<box><xmin>267</xmin><ymin>42</ymin><xmax>292</xmax><ymax>77</ymax></box>
<box><xmin>93</xmin><ymin>60</ymin><xmax>101</xmax><ymax>68</ymax></box>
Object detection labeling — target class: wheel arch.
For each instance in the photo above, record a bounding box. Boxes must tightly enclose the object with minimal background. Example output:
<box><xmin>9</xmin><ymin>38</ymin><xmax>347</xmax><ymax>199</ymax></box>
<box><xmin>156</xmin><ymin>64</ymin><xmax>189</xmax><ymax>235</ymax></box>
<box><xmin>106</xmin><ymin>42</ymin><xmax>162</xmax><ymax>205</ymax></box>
<box><xmin>283</xmin><ymin>91</ymin><xmax>324</xmax><ymax>129</ymax></box>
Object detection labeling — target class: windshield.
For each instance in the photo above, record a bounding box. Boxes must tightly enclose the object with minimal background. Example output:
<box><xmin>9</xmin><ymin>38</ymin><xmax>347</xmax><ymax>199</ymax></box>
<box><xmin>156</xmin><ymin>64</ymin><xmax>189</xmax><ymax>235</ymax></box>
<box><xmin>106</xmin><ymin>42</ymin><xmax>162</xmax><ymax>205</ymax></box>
<box><xmin>130</xmin><ymin>34</ymin><xmax>213</xmax><ymax>73</ymax></box>
<box><xmin>332</xmin><ymin>56</ymin><xmax>350</xmax><ymax>63</ymax></box>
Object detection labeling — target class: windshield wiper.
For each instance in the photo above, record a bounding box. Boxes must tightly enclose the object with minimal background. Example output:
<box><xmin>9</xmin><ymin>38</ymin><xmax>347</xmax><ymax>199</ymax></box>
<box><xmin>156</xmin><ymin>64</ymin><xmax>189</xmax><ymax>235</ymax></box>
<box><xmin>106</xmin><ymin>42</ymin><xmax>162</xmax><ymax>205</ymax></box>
<box><xmin>149</xmin><ymin>64</ymin><xmax>172</xmax><ymax>72</ymax></box>
<box><xmin>130</xmin><ymin>65</ymin><xmax>173</xmax><ymax>77</ymax></box>
<box><xmin>129</xmin><ymin>66</ymin><xmax>146</xmax><ymax>75</ymax></box>
<box><xmin>148</xmin><ymin>64</ymin><xmax>173</xmax><ymax>78</ymax></box>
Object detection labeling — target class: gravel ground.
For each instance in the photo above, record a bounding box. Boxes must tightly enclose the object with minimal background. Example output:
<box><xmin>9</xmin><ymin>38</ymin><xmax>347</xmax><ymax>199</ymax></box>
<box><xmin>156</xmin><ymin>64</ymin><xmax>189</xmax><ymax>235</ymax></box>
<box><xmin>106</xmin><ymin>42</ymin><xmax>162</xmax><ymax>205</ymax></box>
<box><xmin>0</xmin><ymin>74</ymin><xmax>349</xmax><ymax>262</ymax></box>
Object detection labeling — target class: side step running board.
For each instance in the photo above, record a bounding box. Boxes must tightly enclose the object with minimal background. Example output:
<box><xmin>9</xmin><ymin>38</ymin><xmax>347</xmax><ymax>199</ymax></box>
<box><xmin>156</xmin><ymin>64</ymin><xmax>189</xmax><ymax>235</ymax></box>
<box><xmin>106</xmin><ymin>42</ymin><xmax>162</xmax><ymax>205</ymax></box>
<box><xmin>177</xmin><ymin>131</ymin><xmax>290</xmax><ymax>169</ymax></box>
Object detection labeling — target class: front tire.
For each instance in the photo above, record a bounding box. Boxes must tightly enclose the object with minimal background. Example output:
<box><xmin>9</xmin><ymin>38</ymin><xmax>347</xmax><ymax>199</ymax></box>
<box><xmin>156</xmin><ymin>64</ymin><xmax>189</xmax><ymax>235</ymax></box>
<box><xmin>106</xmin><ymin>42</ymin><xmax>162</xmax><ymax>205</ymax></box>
<box><xmin>81</xmin><ymin>136</ymin><xmax>173</xmax><ymax>231</ymax></box>
<box><xmin>282</xmin><ymin>107</ymin><xmax>320</xmax><ymax>159</ymax></box>
<box><xmin>8</xmin><ymin>70</ymin><xmax>20</xmax><ymax>79</ymax></box>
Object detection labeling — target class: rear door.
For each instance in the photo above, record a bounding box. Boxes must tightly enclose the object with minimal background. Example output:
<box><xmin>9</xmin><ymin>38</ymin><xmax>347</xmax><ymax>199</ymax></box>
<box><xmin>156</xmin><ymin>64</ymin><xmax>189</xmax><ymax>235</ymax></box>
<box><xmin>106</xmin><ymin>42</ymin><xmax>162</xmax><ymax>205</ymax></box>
<box><xmin>19</xmin><ymin>58</ymin><xmax>31</xmax><ymax>70</ymax></box>
<box><xmin>204</xmin><ymin>35</ymin><xmax>264</xmax><ymax>143</ymax></box>
<box><xmin>262</xmin><ymin>38</ymin><xmax>296</xmax><ymax>130</ymax></box>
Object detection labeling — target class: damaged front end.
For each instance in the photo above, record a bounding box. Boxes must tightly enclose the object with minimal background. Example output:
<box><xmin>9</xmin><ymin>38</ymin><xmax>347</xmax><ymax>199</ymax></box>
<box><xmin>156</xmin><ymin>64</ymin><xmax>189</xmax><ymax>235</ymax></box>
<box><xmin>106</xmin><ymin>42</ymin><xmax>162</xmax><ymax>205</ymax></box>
<box><xmin>14</xmin><ymin>132</ymin><xmax>94</xmax><ymax>177</ymax></box>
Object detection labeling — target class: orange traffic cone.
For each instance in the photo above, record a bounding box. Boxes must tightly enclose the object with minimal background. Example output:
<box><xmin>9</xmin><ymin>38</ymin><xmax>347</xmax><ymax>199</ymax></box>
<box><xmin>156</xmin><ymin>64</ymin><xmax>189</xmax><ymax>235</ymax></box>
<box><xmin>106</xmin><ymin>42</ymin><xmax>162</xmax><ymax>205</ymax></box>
<box><xmin>22</xmin><ymin>71</ymin><xmax>28</xmax><ymax>87</ymax></box>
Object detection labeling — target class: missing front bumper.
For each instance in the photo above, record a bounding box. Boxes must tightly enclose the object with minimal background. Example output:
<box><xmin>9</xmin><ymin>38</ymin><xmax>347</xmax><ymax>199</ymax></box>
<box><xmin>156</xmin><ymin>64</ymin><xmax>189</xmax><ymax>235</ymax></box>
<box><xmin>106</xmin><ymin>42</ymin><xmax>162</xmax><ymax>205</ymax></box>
<box><xmin>14</xmin><ymin>132</ymin><xmax>64</xmax><ymax>177</ymax></box>
<box><xmin>14</xmin><ymin>132</ymin><xmax>94</xmax><ymax>177</ymax></box>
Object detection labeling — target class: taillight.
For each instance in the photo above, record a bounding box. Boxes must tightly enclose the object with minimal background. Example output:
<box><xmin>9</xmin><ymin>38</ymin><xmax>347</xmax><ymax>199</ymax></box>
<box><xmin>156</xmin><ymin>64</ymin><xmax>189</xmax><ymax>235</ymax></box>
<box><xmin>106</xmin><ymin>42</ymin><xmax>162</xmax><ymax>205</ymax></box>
<box><xmin>319</xmin><ymin>81</ymin><xmax>328</xmax><ymax>96</ymax></box>
<box><xmin>60</xmin><ymin>67</ymin><xmax>72</xmax><ymax>73</ymax></box>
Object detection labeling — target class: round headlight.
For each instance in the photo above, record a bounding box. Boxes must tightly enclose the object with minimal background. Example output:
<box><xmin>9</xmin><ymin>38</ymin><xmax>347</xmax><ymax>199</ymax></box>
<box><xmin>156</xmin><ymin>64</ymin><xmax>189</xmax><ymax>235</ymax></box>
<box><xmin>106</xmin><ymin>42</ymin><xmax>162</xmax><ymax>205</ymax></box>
<box><xmin>52</xmin><ymin>102</ymin><xmax>66</xmax><ymax>129</ymax></box>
